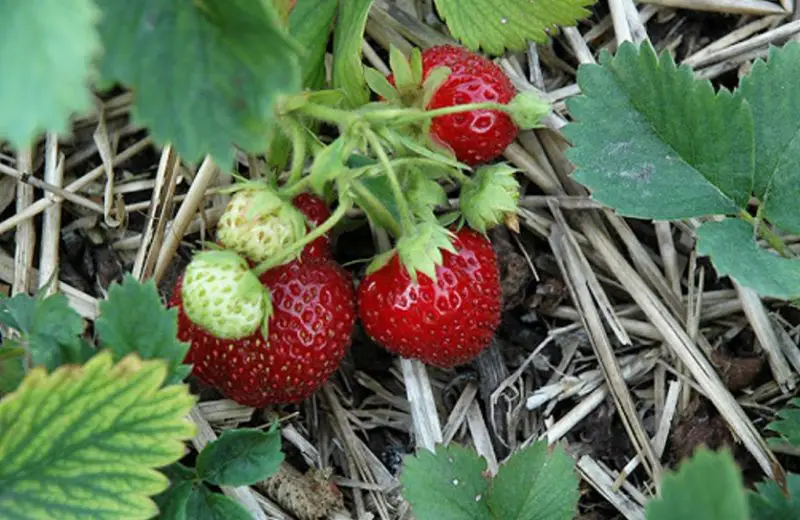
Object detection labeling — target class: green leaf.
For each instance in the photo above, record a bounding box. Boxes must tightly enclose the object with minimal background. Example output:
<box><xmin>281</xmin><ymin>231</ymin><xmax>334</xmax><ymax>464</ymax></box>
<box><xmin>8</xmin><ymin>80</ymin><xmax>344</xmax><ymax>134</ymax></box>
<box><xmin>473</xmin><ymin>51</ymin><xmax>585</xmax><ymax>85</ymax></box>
<box><xmin>433</xmin><ymin>0</ymin><xmax>594</xmax><ymax>55</ymax></box>
<box><xmin>644</xmin><ymin>448</ymin><xmax>748</xmax><ymax>520</ymax></box>
<box><xmin>289</xmin><ymin>0</ymin><xmax>338</xmax><ymax>90</ymax></box>
<box><xmin>0</xmin><ymin>350</ymin><xmax>197</xmax><ymax>519</ymax></box>
<box><xmin>766</xmin><ymin>398</ymin><xmax>800</xmax><ymax>446</ymax></box>
<box><xmin>0</xmin><ymin>346</ymin><xmax>25</xmax><ymax>395</ymax></box>
<box><xmin>749</xmin><ymin>473</ymin><xmax>800</xmax><ymax>520</ymax></box>
<box><xmin>350</xmin><ymin>170</ymin><xmax>405</xmax><ymax>237</ymax></box>
<box><xmin>389</xmin><ymin>45</ymin><xmax>415</xmax><ymax>91</ymax></box>
<box><xmin>739</xmin><ymin>42</ymin><xmax>800</xmax><ymax>234</ymax></box>
<box><xmin>401</xmin><ymin>444</ymin><xmax>493</xmax><ymax>520</ymax></box>
<box><xmin>267</xmin><ymin>0</ymin><xmax>338</xmax><ymax>169</ymax></box>
<box><xmin>488</xmin><ymin>441</ymin><xmax>579</xmax><ymax>520</ymax></box>
<box><xmin>696</xmin><ymin>218</ymin><xmax>800</xmax><ymax>300</ymax></box>
<box><xmin>365</xmin><ymin>67</ymin><xmax>400</xmax><ymax>102</ymax></box>
<box><xmin>152</xmin><ymin>462</ymin><xmax>196</xmax><ymax>520</ymax></box>
<box><xmin>196</xmin><ymin>425</ymin><xmax>284</xmax><ymax>487</ymax></box>
<box><xmin>0</xmin><ymin>0</ymin><xmax>101</xmax><ymax>149</ymax></box>
<box><xmin>0</xmin><ymin>291</ymin><xmax>91</xmax><ymax>371</ymax></box>
<box><xmin>96</xmin><ymin>0</ymin><xmax>302</xmax><ymax>167</ymax></box>
<box><xmin>332</xmin><ymin>0</ymin><xmax>373</xmax><ymax>108</ymax></box>
<box><xmin>95</xmin><ymin>274</ymin><xmax>191</xmax><ymax>385</ymax></box>
<box><xmin>310</xmin><ymin>137</ymin><xmax>350</xmax><ymax>195</ymax></box>
<box><xmin>565</xmin><ymin>41</ymin><xmax>754</xmax><ymax>221</ymax></box>
<box><xmin>185</xmin><ymin>484</ymin><xmax>252</xmax><ymax>520</ymax></box>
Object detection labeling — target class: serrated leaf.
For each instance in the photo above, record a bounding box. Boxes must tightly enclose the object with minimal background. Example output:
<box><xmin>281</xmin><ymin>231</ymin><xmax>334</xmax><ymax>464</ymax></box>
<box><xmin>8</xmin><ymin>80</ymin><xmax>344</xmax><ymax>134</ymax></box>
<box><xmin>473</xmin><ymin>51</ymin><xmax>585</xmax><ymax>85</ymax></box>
<box><xmin>749</xmin><ymin>473</ymin><xmax>800</xmax><ymax>519</ymax></box>
<box><xmin>766</xmin><ymin>398</ymin><xmax>800</xmax><ymax>446</ymax></box>
<box><xmin>565</xmin><ymin>41</ymin><xmax>754</xmax><ymax>221</ymax></box>
<box><xmin>488</xmin><ymin>441</ymin><xmax>579</xmax><ymax>520</ymax></box>
<box><xmin>0</xmin><ymin>291</ymin><xmax>90</xmax><ymax>371</ymax></box>
<box><xmin>644</xmin><ymin>448</ymin><xmax>748</xmax><ymax>520</ymax></box>
<box><xmin>332</xmin><ymin>0</ymin><xmax>373</xmax><ymax>108</ymax></box>
<box><xmin>95</xmin><ymin>274</ymin><xmax>191</xmax><ymax>385</ymax></box>
<box><xmin>696</xmin><ymin>218</ymin><xmax>800</xmax><ymax>300</ymax></box>
<box><xmin>0</xmin><ymin>0</ymin><xmax>101</xmax><ymax>149</ymax></box>
<box><xmin>196</xmin><ymin>425</ymin><xmax>284</xmax><ymax>487</ymax></box>
<box><xmin>401</xmin><ymin>444</ymin><xmax>493</xmax><ymax>520</ymax></box>
<box><xmin>96</xmin><ymin>0</ymin><xmax>302</xmax><ymax>167</ymax></box>
<box><xmin>185</xmin><ymin>484</ymin><xmax>252</xmax><ymax>520</ymax></box>
<box><xmin>739</xmin><ymin>42</ymin><xmax>800</xmax><ymax>234</ymax></box>
<box><xmin>433</xmin><ymin>0</ymin><xmax>594</xmax><ymax>55</ymax></box>
<box><xmin>0</xmin><ymin>350</ymin><xmax>197</xmax><ymax>519</ymax></box>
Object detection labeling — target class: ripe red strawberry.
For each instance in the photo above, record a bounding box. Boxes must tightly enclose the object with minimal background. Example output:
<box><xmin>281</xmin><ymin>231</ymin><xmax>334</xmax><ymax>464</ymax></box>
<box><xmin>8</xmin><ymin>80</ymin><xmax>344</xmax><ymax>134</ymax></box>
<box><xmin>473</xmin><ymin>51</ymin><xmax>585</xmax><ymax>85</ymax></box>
<box><xmin>170</xmin><ymin>258</ymin><xmax>356</xmax><ymax>406</ymax></box>
<box><xmin>387</xmin><ymin>45</ymin><xmax>518</xmax><ymax>166</ymax></box>
<box><xmin>357</xmin><ymin>227</ymin><xmax>501</xmax><ymax>368</ymax></box>
<box><xmin>292</xmin><ymin>192</ymin><xmax>332</xmax><ymax>261</ymax></box>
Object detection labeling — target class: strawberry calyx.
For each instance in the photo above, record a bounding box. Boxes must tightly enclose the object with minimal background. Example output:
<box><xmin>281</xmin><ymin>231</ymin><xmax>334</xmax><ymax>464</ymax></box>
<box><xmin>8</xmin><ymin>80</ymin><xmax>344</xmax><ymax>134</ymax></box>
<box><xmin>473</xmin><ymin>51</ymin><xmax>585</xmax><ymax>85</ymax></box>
<box><xmin>181</xmin><ymin>250</ymin><xmax>273</xmax><ymax>340</ymax></box>
<box><xmin>216</xmin><ymin>182</ymin><xmax>308</xmax><ymax>265</ymax></box>
<box><xmin>365</xmin><ymin>45</ymin><xmax>452</xmax><ymax>111</ymax></box>
<box><xmin>459</xmin><ymin>163</ymin><xmax>521</xmax><ymax>234</ymax></box>
<box><xmin>506</xmin><ymin>91</ymin><xmax>551</xmax><ymax>129</ymax></box>
<box><xmin>367</xmin><ymin>221</ymin><xmax>456</xmax><ymax>283</ymax></box>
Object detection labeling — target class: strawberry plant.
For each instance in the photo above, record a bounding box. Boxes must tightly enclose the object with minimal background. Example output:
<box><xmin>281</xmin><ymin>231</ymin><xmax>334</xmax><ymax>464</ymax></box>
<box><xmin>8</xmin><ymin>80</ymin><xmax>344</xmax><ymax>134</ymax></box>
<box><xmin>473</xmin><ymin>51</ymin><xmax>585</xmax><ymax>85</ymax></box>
<box><xmin>5</xmin><ymin>0</ymin><xmax>800</xmax><ymax>519</ymax></box>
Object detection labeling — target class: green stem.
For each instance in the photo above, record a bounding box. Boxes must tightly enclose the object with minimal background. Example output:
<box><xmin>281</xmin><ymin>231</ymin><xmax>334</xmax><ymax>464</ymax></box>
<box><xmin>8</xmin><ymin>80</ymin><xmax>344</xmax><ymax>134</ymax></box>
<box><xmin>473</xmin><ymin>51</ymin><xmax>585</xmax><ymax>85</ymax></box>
<box><xmin>364</xmin><ymin>129</ymin><xmax>413</xmax><ymax>232</ymax></box>
<box><xmin>350</xmin><ymin>179</ymin><xmax>403</xmax><ymax>237</ymax></box>
<box><xmin>286</xmin><ymin>118</ymin><xmax>307</xmax><ymax>187</ymax></box>
<box><xmin>252</xmin><ymin>201</ymin><xmax>351</xmax><ymax>275</ymax></box>
<box><xmin>364</xmin><ymin>102</ymin><xmax>510</xmax><ymax>126</ymax></box>
<box><xmin>447</xmin><ymin>167</ymin><xmax>472</xmax><ymax>185</ymax></box>
<box><xmin>294</xmin><ymin>102</ymin><xmax>357</xmax><ymax>127</ymax></box>
<box><xmin>740</xmin><ymin>210</ymin><xmax>792</xmax><ymax>258</ymax></box>
<box><xmin>280</xmin><ymin>175</ymin><xmax>312</xmax><ymax>198</ymax></box>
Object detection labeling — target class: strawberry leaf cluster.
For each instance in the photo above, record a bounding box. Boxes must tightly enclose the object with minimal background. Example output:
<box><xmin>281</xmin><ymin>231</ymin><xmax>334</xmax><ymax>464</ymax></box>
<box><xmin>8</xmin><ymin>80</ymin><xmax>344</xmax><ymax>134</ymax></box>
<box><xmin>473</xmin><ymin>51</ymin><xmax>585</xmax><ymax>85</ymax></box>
<box><xmin>400</xmin><ymin>441</ymin><xmax>580</xmax><ymax>520</ymax></box>
<box><xmin>154</xmin><ymin>425</ymin><xmax>284</xmax><ymax>519</ymax></box>
<box><xmin>566</xmin><ymin>40</ymin><xmax>800</xmax><ymax>301</ymax></box>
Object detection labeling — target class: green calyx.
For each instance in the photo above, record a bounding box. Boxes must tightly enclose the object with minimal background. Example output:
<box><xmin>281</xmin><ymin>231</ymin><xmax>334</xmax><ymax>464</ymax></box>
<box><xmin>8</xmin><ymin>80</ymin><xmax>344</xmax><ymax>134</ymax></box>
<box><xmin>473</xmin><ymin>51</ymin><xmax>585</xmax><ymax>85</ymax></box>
<box><xmin>406</xmin><ymin>167</ymin><xmax>448</xmax><ymax>220</ymax></box>
<box><xmin>394</xmin><ymin>221</ymin><xmax>457</xmax><ymax>283</ymax></box>
<box><xmin>182</xmin><ymin>250</ymin><xmax>273</xmax><ymax>340</ymax></box>
<box><xmin>459</xmin><ymin>163</ymin><xmax>520</xmax><ymax>233</ymax></box>
<box><xmin>216</xmin><ymin>183</ymin><xmax>307</xmax><ymax>264</ymax></box>
<box><xmin>364</xmin><ymin>45</ymin><xmax>451</xmax><ymax>111</ymax></box>
<box><xmin>506</xmin><ymin>91</ymin><xmax>550</xmax><ymax>129</ymax></box>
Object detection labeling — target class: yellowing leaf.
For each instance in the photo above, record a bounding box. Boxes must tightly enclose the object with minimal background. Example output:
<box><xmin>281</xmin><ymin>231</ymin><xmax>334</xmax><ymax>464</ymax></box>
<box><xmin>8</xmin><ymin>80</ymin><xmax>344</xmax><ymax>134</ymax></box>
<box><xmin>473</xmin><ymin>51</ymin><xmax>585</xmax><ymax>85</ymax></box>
<box><xmin>0</xmin><ymin>351</ymin><xmax>196</xmax><ymax>519</ymax></box>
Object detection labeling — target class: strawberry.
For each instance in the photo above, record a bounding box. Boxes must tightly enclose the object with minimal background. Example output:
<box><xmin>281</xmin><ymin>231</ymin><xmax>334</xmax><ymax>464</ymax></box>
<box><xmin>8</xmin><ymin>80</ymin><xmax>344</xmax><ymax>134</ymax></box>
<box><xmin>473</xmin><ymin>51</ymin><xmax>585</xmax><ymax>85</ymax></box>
<box><xmin>216</xmin><ymin>184</ymin><xmax>307</xmax><ymax>265</ymax></box>
<box><xmin>292</xmin><ymin>192</ymin><xmax>333</xmax><ymax>261</ymax></box>
<box><xmin>180</xmin><ymin>250</ymin><xmax>271</xmax><ymax>339</ymax></box>
<box><xmin>357</xmin><ymin>227</ymin><xmax>502</xmax><ymax>368</ymax></box>
<box><xmin>170</xmin><ymin>257</ymin><xmax>356</xmax><ymax>406</ymax></box>
<box><xmin>387</xmin><ymin>45</ymin><xmax>519</xmax><ymax>166</ymax></box>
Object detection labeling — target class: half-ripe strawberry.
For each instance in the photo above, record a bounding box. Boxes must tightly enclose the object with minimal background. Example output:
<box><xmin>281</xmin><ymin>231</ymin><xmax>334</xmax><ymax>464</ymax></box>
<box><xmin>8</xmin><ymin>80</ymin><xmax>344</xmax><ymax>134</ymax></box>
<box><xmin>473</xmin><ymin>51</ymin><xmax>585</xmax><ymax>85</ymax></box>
<box><xmin>292</xmin><ymin>192</ymin><xmax>333</xmax><ymax>261</ymax></box>
<box><xmin>357</xmin><ymin>227</ymin><xmax>502</xmax><ymax>368</ymax></box>
<box><xmin>387</xmin><ymin>45</ymin><xmax>519</xmax><ymax>166</ymax></box>
<box><xmin>217</xmin><ymin>184</ymin><xmax>307</xmax><ymax>264</ymax></box>
<box><xmin>170</xmin><ymin>258</ymin><xmax>356</xmax><ymax>407</ymax></box>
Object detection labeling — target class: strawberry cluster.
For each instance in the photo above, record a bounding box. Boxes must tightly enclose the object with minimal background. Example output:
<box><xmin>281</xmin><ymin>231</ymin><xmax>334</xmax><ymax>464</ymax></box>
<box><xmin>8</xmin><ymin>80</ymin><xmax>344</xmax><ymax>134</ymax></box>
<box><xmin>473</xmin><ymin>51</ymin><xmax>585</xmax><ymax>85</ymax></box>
<box><xmin>170</xmin><ymin>45</ymin><xmax>550</xmax><ymax>408</ymax></box>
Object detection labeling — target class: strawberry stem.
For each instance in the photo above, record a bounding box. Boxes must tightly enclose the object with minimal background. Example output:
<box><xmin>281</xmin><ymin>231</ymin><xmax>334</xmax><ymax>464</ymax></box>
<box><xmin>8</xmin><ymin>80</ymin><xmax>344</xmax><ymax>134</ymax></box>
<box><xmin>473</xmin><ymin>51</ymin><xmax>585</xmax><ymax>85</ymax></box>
<box><xmin>252</xmin><ymin>199</ymin><xmax>352</xmax><ymax>275</ymax></box>
<box><xmin>350</xmin><ymin>179</ymin><xmax>403</xmax><ymax>237</ymax></box>
<box><xmin>364</xmin><ymin>129</ymin><xmax>414</xmax><ymax>233</ymax></box>
<box><xmin>295</xmin><ymin>102</ymin><xmax>357</xmax><ymax>126</ymax></box>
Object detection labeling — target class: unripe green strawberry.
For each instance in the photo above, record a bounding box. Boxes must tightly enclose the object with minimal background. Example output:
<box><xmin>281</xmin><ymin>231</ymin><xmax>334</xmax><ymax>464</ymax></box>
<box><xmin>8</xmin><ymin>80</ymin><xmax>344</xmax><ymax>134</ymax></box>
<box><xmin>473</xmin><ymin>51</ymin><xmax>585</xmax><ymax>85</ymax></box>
<box><xmin>181</xmin><ymin>250</ymin><xmax>271</xmax><ymax>339</ymax></box>
<box><xmin>217</xmin><ymin>185</ymin><xmax>307</xmax><ymax>264</ymax></box>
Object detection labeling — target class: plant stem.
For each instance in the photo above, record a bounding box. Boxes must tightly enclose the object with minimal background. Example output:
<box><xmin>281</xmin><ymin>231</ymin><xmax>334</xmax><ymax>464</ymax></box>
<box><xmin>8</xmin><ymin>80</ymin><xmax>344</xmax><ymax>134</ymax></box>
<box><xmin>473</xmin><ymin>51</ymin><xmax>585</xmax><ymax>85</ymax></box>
<box><xmin>740</xmin><ymin>211</ymin><xmax>792</xmax><ymax>257</ymax></box>
<box><xmin>364</xmin><ymin>129</ymin><xmax>414</xmax><ymax>233</ymax></box>
<box><xmin>294</xmin><ymin>102</ymin><xmax>356</xmax><ymax>126</ymax></box>
<box><xmin>285</xmin><ymin>118</ymin><xmax>307</xmax><ymax>187</ymax></box>
<box><xmin>252</xmin><ymin>200</ymin><xmax>351</xmax><ymax>275</ymax></box>
<box><xmin>365</xmin><ymin>101</ymin><xmax>510</xmax><ymax>126</ymax></box>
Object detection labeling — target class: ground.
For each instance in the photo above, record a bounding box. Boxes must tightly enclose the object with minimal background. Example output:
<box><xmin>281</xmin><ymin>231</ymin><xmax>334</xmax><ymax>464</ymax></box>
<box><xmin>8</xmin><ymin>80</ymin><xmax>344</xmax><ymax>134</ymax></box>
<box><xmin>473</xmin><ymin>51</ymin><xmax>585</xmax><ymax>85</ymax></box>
<box><xmin>1</xmin><ymin>1</ymin><xmax>800</xmax><ymax>519</ymax></box>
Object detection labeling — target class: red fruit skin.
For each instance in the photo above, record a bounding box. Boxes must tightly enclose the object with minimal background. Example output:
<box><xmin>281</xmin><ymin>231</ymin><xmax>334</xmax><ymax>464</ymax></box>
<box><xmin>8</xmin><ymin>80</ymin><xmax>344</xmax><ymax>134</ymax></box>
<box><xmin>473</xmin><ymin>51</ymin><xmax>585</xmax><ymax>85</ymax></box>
<box><xmin>292</xmin><ymin>193</ymin><xmax>332</xmax><ymax>261</ymax></box>
<box><xmin>357</xmin><ymin>228</ymin><xmax>502</xmax><ymax>368</ymax></box>
<box><xmin>388</xmin><ymin>45</ymin><xmax>518</xmax><ymax>166</ymax></box>
<box><xmin>170</xmin><ymin>259</ymin><xmax>356</xmax><ymax>407</ymax></box>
